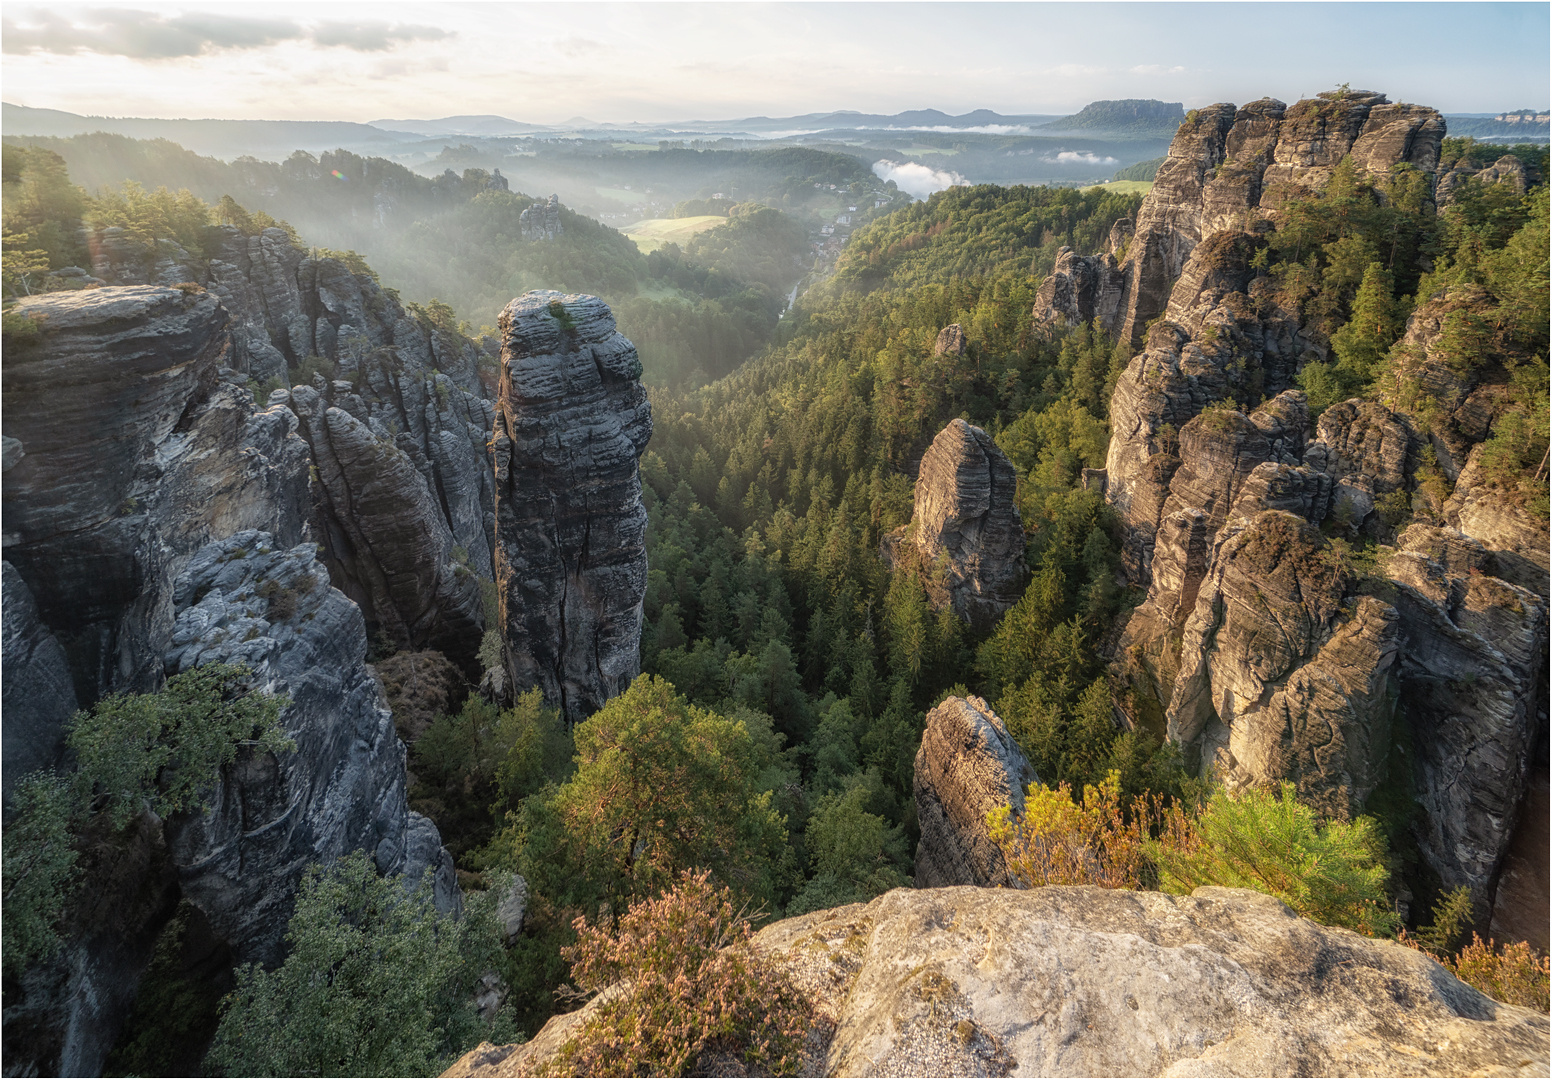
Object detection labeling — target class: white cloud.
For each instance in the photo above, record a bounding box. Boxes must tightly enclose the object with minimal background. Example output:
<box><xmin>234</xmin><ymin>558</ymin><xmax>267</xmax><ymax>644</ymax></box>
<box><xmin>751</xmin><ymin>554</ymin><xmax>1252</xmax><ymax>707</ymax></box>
<box><xmin>872</xmin><ymin>159</ymin><xmax>968</xmax><ymax>200</ymax></box>
<box><xmin>1131</xmin><ymin>64</ymin><xmax>1187</xmax><ymax>76</ymax></box>
<box><xmin>1</xmin><ymin>8</ymin><xmax>451</xmax><ymax>59</ymax></box>
<box><xmin>1045</xmin><ymin>151</ymin><xmax>1119</xmax><ymax>166</ymax></box>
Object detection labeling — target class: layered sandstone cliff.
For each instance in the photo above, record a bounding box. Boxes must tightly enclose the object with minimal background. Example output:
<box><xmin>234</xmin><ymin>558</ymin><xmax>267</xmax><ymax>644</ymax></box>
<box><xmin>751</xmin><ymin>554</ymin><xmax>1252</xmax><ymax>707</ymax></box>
<box><xmin>1</xmin><ymin>285</ymin><xmax>457</xmax><ymax>1075</ymax></box>
<box><xmin>1066</xmin><ymin>88</ymin><xmax>1545</xmax><ymax>916</ymax></box>
<box><xmin>490</xmin><ymin>291</ymin><xmax>652</xmax><ymax>723</ymax></box>
<box><xmin>903</xmin><ymin>419</ymin><xmax>1027</xmax><ymax>632</ymax></box>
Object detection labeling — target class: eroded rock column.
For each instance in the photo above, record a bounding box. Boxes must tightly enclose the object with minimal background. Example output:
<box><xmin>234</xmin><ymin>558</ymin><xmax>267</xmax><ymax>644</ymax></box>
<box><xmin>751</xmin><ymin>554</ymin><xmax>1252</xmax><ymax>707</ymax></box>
<box><xmin>491</xmin><ymin>292</ymin><xmax>652</xmax><ymax>723</ymax></box>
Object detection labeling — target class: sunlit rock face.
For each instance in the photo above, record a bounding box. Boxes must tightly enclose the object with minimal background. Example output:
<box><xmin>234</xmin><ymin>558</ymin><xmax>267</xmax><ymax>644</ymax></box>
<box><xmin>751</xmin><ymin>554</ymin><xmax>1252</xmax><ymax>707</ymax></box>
<box><xmin>490</xmin><ymin>291</ymin><xmax>652</xmax><ymax>723</ymax></box>
<box><xmin>908</xmin><ymin>419</ymin><xmax>1027</xmax><ymax>633</ymax></box>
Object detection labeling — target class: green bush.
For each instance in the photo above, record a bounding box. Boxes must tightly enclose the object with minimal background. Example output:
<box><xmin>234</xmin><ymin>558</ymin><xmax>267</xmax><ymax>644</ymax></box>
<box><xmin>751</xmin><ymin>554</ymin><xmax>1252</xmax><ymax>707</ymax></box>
<box><xmin>1148</xmin><ymin>782</ymin><xmax>1400</xmax><ymax>937</ymax></box>
<box><xmin>206</xmin><ymin>851</ymin><xmax>515</xmax><ymax>1076</ymax></box>
<box><xmin>1</xmin><ymin>772</ymin><xmax>80</xmax><ymax>976</ymax></box>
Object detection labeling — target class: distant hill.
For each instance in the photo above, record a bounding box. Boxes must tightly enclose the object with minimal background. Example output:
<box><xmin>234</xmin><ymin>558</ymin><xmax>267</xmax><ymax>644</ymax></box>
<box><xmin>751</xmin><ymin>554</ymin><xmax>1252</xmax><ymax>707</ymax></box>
<box><xmin>1</xmin><ymin>103</ymin><xmax>419</xmax><ymax>160</ymax></box>
<box><xmin>368</xmin><ymin>115</ymin><xmax>547</xmax><ymax>137</ymax></box>
<box><xmin>1444</xmin><ymin>113</ymin><xmax>1550</xmax><ymax>142</ymax></box>
<box><xmin>1113</xmin><ymin>157</ymin><xmax>1165</xmax><ymax>182</ymax></box>
<box><xmin>1039</xmin><ymin>99</ymin><xmax>1184</xmax><ymax>137</ymax></box>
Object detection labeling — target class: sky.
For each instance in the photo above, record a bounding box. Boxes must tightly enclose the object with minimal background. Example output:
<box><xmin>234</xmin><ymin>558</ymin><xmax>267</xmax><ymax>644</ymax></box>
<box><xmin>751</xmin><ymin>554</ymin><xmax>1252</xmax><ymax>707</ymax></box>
<box><xmin>3</xmin><ymin>1</ymin><xmax>1548</xmax><ymax>124</ymax></box>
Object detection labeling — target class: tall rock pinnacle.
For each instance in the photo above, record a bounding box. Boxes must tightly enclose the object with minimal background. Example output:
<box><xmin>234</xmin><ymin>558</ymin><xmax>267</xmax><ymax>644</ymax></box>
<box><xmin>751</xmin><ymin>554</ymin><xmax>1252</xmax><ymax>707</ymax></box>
<box><xmin>490</xmin><ymin>291</ymin><xmax>652</xmax><ymax>723</ymax></box>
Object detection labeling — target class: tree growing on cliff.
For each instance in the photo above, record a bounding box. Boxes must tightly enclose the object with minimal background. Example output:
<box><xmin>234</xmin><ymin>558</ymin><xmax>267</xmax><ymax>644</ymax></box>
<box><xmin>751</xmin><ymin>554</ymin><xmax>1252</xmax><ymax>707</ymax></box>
<box><xmin>207</xmin><ymin>851</ymin><xmax>514</xmax><ymax>1076</ymax></box>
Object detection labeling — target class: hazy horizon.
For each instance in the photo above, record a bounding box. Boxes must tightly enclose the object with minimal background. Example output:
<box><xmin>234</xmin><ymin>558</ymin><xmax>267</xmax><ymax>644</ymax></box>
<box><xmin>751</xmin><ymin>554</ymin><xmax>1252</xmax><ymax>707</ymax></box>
<box><xmin>2</xmin><ymin>2</ymin><xmax>1548</xmax><ymax>127</ymax></box>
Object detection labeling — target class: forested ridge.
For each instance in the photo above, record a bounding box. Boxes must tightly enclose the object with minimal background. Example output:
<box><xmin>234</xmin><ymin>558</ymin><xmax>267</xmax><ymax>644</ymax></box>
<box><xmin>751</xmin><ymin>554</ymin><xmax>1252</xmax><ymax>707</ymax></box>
<box><xmin>3</xmin><ymin>124</ymin><xmax>1549</xmax><ymax>1077</ymax></box>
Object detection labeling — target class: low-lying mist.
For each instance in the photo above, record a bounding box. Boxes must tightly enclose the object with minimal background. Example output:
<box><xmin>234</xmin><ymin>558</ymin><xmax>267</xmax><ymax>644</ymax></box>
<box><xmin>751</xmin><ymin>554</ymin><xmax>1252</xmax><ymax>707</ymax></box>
<box><xmin>872</xmin><ymin>159</ymin><xmax>969</xmax><ymax>200</ymax></box>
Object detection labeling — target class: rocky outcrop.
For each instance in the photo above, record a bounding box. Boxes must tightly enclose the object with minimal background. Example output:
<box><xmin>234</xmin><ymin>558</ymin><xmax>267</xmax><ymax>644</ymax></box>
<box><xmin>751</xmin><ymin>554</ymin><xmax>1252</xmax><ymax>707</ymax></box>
<box><xmin>1164</xmin><ymin>512</ymin><xmax>1400</xmax><ymax>817</ymax></box>
<box><xmin>1</xmin><ymin>562</ymin><xmax>79</xmax><ymax>804</ymax></box>
<box><xmin>1386</xmin><ymin>524</ymin><xmax>1547</xmax><ymax>902</ymax></box>
<box><xmin>932</xmin><ymin>323</ymin><xmax>967</xmax><ymax>356</ymax></box>
<box><xmin>519</xmin><ymin>194</ymin><xmax>564</xmax><ymax>241</ymax></box>
<box><xmin>448</xmin><ymin>885</ymin><xmax>1550</xmax><ymax>1079</ymax></box>
<box><xmin>1030</xmin><ymin>245</ymin><xmax>1127</xmax><ymax>330</ymax></box>
<box><xmin>913</xmin><ymin>696</ymin><xmax>1037</xmax><ymax>888</ymax></box>
<box><xmin>1438</xmin><ymin>153</ymin><xmax>1531</xmax><ymax>203</ymax></box>
<box><xmin>490</xmin><ymin>291</ymin><xmax>652</xmax><ymax>723</ymax></box>
<box><xmin>1</xmin><ymin>285</ymin><xmax>459</xmax><ymax>1074</ymax></box>
<box><xmin>1103</xmin><ymin>238</ymin><xmax>1305</xmax><ymax>578</ymax></box>
<box><xmin>164</xmin><ymin>531</ymin><xmax>458</xmax><ymax>961</ymax></box>
<box><xmin>3</xmin><ymin>286</ymin><xmax>313</xmax><ymax>701</ymax></box>
<box><xmin>86</xmin><ymin>224</ymin><xmax>500</xmax><ymax>667</ymax></box>
<box><xmin>1445</xmin><ymin>443</ymin><xmax>1551</xmax><ymax>600</ymax></box>
<box><xmin>289</xmin><ymin>388</ymin><xmax>484</xmax><ymax>668</ymax></box>
<box><xmin>906</xmin><ymin>419</ymin><xmax>1027</xmax><ymax>632</ymax></box>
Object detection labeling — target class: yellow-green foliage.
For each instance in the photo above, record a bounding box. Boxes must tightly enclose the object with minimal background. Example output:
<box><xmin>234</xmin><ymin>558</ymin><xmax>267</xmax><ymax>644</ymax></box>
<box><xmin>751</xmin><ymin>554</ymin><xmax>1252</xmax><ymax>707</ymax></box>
<box><xmin>1147</xmin><ymin>782</ymin><xmax>1399</xmax><ymax>937</ymax></box>
<box><xmin>989</xmin><ymin>778</ymin><xmax>1399</xmax><ymax>938</ymax></box>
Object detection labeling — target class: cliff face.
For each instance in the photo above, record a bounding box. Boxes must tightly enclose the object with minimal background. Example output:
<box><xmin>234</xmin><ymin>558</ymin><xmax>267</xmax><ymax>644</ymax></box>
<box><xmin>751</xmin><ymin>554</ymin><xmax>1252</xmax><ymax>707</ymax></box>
<box><xmin>87</xmin><ymin>225</ymin><xmax>498</xmax><ymax>669</ymax></box>
<box><xmin>913</xmin><ymin>696</ymin><xmax>1037</xmax><ymax>888</ymax></box>
<box><xmin>1</xmin><ymin>285</ymin><xmax>457</xmax><ymax>1075</ymax></box>
<box><xmin>447</xmin><ymin>885</ymin><xmax>1550</xmax><ymax>1079</ymax></box>
<box><xmin>1073</xmin><ymin>89</ymin><xmax>1545</xmax><ymax>913</ymax></box>
<box><xmin>906</xmin><ymin>419</ymin><xmax>1027</xmax><ymax>632</ymax></box>
<box><xmin>490</xmin><ymin>291</ymin><xmax>652</xmax><ymax>723</ymax></box>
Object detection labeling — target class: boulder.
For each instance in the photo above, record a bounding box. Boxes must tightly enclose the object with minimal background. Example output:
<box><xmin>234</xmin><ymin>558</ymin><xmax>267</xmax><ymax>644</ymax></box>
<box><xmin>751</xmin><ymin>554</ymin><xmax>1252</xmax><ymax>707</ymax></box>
<box><xmin>909</xmin><ymin>419</ymin><xmax>1027</xmax><ymax>632</ymax></box>
<box><xmin>447</xmin><ymin>885</ymin><xmax>1551</xmax><ymax>1078</ymax></box>
<box><xmin>491</xmin><ymin>292</ymin><xmax>652</xmax><ymax>723</ymax></box>
<box><xmin>913</xmin><ymin>696</ymin><xmax>1037</xmax><ymax>888</ymax></box>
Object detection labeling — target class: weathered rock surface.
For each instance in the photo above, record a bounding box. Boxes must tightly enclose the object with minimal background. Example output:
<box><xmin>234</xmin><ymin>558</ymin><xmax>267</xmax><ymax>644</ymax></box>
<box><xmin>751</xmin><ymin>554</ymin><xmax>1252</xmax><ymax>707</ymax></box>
<box><xmin>933</xmin><ymin>323</ymin><xmax>967</xmax><ymax>356</ymax></box>
<box><xmin>520</xmin><ymin>194</ymin><xmax>564</xmax><ymax>241</ymax></box>
<box><xmin>1386</xmin><ymin>524</ymin><xmax>1547</xmax><ymax>902</ymax></box>
<box><xmin>163</xmin><ymin>531</ymin><xmax>459</xmax><ymax>962</ymax></box>
<box><xmin>1438</xmin><ymin>153</ymin><xmax>1532</xmax><ymax>204</ymax></box>
<box><xmin>1103</xmin><ymin>239</ymin><xmax>1305</xmax><ymax>578</ymax></box>
<box><xmin>447</xmin><ymin>885</ymin><xmax>1550</xmax><ymax>1079</ymax></box>
<box><xmin>1</xmin><ymin>282</ymin><xmax>462</xmax><ymax>1074</ymax></box>
<box><xmin>908</xmin><ymin>419</ymin><xmax>1027</xmax><ymax>632</ymax></box>
<box><xmin>3</xmin><ymin>286</ymin><xmax>313</xmax><ymax>701</ymax></box>
<box><xmin>491</xmin><ymin>291</ymin><xmax>652</xmax><ymax>722</ymax></box>
<box><xmin>1030</xmin><ymin>245</ymin><xmax>1127</xmax><ymax>330</ymax></box>
<box><xmin>1165</xmin><ymin>512</ymin><xmax>1400</xmax><ymax>818</ymax></box>
<box><xmin>1445</xmin><ymin>443</ymin><xmax>1551</xmax><ymax>600</ymax></box>
<box><xmin>87</xmin><ymin>225</ymin><xmax>501</xmax><ymax>666</ymax></box>
<box><xmin>1</xmin><ymin>561</ymin><xmax>79</xmax><ymax>804</ymax></box>
<box><xmin>913</xmin><ymin>696</ymin><xmax>1037</xmax><ymax>888</ymax></box>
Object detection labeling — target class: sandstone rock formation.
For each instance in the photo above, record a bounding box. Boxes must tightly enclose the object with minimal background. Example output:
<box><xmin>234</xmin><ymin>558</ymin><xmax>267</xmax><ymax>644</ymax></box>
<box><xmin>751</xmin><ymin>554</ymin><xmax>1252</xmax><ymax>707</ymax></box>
<box><xmin>1088</xmin><ymin>87</ymin><xmax>1544</xmax><ymax>921</ymax></box>
<box><xmin>446</xmin><ymin>884</ymin><xmax>1550</xmax><ymax>1079</ymax></box>
<box><xmin>1165</xmin><ymin>512</ymin><xmax>1401</xmax><ymax>819</ymax></box>
<box><xmin>905</xmin><ymin>419</ymin><xmax>1027</xmax><ymax>632</ymax></box>
<box><xmin>1438</xmin><ymin>153</ymin><xmax>1531</xmax><ymax>203</ymax></box>
<box><xmin>1031</xmin><ymin>244</ymin><xmax>1127</xmax><ymax>330</ymax></box>
<box><xmin>164</xmin><ymin>531</ymin><xmax>459</xmax><ymax>958</ymax></box>
<box><xmin>1</xmin><ymin>562</ymin><xmax>79</xmax><ymax>803</ymax></box>
<box><xmin>3</xmin><ymin>285</ymin><xmax>312</xmax><ymax>700</ymax></box>
<box><xmin>83</xmin><ymin>225</ymin><xmax>500</xmax><ymax>667</ymax></box>
<box><xmin>490</xmin><ymin>291</ymin><xmax>652</xmax><ymax>723</ymax></box>
<box><xmin>932</xmin><ymin>323</ymin><xmax>967</xmax><ymax>356</ymax></box>
<box><xmin>913</xmin><ymin>696</ymin><xmax>1037</xmax><ymax>888</ymax></box>
<box><xmin>1386</xmin><ymin>524</ymin><xmax>1547</xmax><ymax>904</ymax></box>
<box><xmin>1</xmin><ymin>284</ymin><xmax>458</xmax><ymax>1074</ymax></box>
<box><xmin>519</xmin><ymin>194</ymin><xmax>564</xmax><ymax>241</ymax></box>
